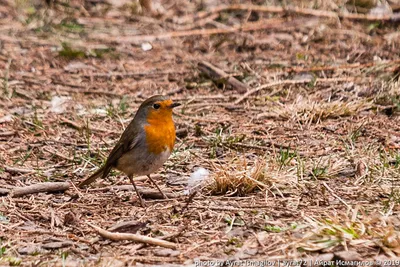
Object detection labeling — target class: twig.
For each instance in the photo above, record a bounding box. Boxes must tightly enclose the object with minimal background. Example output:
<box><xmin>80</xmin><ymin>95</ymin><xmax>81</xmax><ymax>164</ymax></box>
<box><xmin>194</xmin><ymin>205</ymin><xmax>260</xmax><ymax>211</ymax></box>
<box><xmin>4</xmin><ymin>165</ymin><xmax>35</xmax><ymax>174</ymax></box>
<box><xmin>179</xmin><ymin>4</ymin><xmax>398</xmax><ymax>24</ymax></box>
<box><xmin>172</xmin><ymin>13</ymin><xmax>220</xmax><ymax>31</ymax></box>
<box><xmin>0</xmin><ymin>131</ymin><xmax>16</xmax><ymax>137</ymax></box>
<box><xmin>181</xmin><ymin>191</ymin><xmax>197</xmax><ymax>214</ymax></box>
<box><xmin>165</xmin><ymin>87</ymin><xmax>184</xmax><ymax>96</ymax></box>
<box><xmin>60</xmin><ymin>118</ymin><xmax>81</xmax><ymax>130</ymax></box>
<box><xmin>234</xmin><ymin>77</ymin><xmax>364</xmax><ymax>104</ymax></box>
<box><xmin>173</xmin><ymin>94</ymin><xmax>228</xmax><ymax>101</ymax></box>
<box><xmin>60</xmin><ymin>118</ymin><xmax>119</xmax><ymax>134</ymax></box>
<box><xmin>11</xmin><ymin>182</ymin><xmax>70</xmax><ymax>197</ymax></box>
<box><xmin>68</xmin><ymin>180</ymin><xmax>85</xmax><ymax>199</ymax></box>
<box><xmin>322</xmin><ymin>182</ymin><xmax>351</xmax><ymax>209</ymax></box>
<box><xmin>229</xmin><ymin>141</ymin><xmax>292</xmax><ymax>152</ymax></box>
<box><xmin>87</xmin><ymin>222</ymin><xmax>178</xmax><ymax>249</ymax></box>
<box><xmin>198</xmin><ymin>61</ymin><xmax>248</xmax><ymax>93</ymax></box>
<box><xmin>285</xmin><ymin>59</ymin><xmax>400</xmax><ymax>73</ymax></box>
<box><xmin>43</xmin><ymin>147</ymin><xmax>73</xmax><ymax>161</ymax></box>
<box><xmin>129</xmin><ymin>256</ymin><xmax>184</xmax><ymax>264</ymax></box>
<box><xmin>95</xmin><ymin>18</ymin><xmax>285</xmax><ymax>43</ymax></box>
<box><xmin>81</xmin><ymin>70</ymin><xmax>190</xmax><ymax>78</ymax></box>
<box><xmin>89</xmin><ymin>220</ymin><xmax>147</xmax><ymax>244</ymax></box>
<box><xmin>51</xmin><ymin>80</ymin><xmax>85</xmax><ymax>88</ymax></box>
<box><xmin>42</xmin><ymin>241</ymin><xmax>74</xmax><ymax>250</ymax></box>
<box><xmin>235</xmin><ymin>79</ymin><xmax>311</xmax><ymax>104</ymax></box>
<box><xmin>56</xmin><ymin>88</ymin><xmax>123</xmax><ymax>97</ymax></box>
<box><xmin>88</xmin><ymin>185</ymin><xmax>183</xmax><ymax>199</ymax></box>
<box><xmin>19</xmin><ymin>230</ymin><xmax>92</xmax><ymax>245</ymax></box>
<box><xmin>371</xmin><ymin>126</ymin><xmax>400</xmax><ymax>138</ymax></box>
<box><xmin>252</xmin><ymin>231</ymin><xmax>266</xmax><ymax>249</ymax></box>
<box><xmin>108</xmin><ymin>221</ymin><xmax>147</xmax><ymax>233</ymax></box>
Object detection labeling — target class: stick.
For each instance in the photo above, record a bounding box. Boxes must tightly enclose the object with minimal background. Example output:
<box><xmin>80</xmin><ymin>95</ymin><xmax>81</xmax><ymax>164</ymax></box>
<box><xmin>234</xmin><ymin>77</ymin><xmax>363</xmax><ymax>104</ymax></box>
<box><xmin>198</xmin><ymin>61</ymin><xmax>248</xmax><ymax>93</ymax></box>
<box><xmin>87</xmin><ymin>222</ymin><xmax>178</xmax><ymax>249</ymax></box>
<box><xmin>179</xmin><ymin>4</ymin><xmax>398</xmax><ymax>24</ymax></box>
<box><xmin>4</xmin><ymin>165</ymin><xmax>35</xmax><ymax>174</ymax></box>
<box><xmin>43</xmin><ymin>147</ymin><xmax>73</xmax><ymax>161</ymax></box>
<box><xmin>95</xmin><ymin>18</ymin><xmax>285</xmax><ymax>43</ymax></box>
<box><xmin>60</xmin><ymin>118</ymin><xmax>119</xmax><ymax>134</ymax></box>
<box><xmin>181</xmin><ymin>191</ymin><xmax>197</xmax><ymax>214</ymax></box>
<box><xmin>0</xmin><ymin>131</ymin><xmax>16</xmax><ymax>137</ymax></box>
<box><xmin>56</xmin><ymin>88</ymin><xmax>123</xmax><ymax>97</ymax></box>
<box><xmin>60</xmin><ymin>118</ymin><xmax>82</xmax><ymax>130</ymax></box>
<box><xmin>322</xmin><ymin>182</ymin><xmax>351</xmax><ymax>209</ymax></box>
<box><xmin>234</xmin><ymin>79</ymin><xmax>311</xmax><ymax>104</ymax></box>
<box><xmin>108</xmin><ymin>221</ymin><xmax>147</xmax><ymax>233</ymax></box>
<box><xmin>11</xmin><ymin>182</ymin><xmax>70</xmax><ymax>197</ymax></box>
<box><xmin>88</xmin><ymin>185</ymin><xmax>182</xmax><ymax>199</ymax></box>
<box><xmin>285</xmin><ymin>59</ymin><xmax>400</xmax><ymax>73</ymax></box>
<box><xmin>81</xmin><ymin>70</ymin><xmax>190</xmax><ymax>78</ymax></box>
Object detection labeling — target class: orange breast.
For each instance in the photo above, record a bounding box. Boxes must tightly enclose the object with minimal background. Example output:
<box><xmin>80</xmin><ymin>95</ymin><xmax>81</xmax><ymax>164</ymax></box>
<box><xmin>144</xmin><ymin>115</ymin><xmax>176</xmax><ymax>154</ymax></box>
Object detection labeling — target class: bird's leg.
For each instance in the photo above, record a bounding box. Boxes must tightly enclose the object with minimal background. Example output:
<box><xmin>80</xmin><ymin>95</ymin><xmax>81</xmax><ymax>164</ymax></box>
<box><xmin>128</xmin><ymin>175</ymin><xmax>145</xmax><ymax>207</ymax></box>
<box><xmin>147</xmin><ymin>175</ymin><xmax>168</xmax><ymax>199</ymax></box>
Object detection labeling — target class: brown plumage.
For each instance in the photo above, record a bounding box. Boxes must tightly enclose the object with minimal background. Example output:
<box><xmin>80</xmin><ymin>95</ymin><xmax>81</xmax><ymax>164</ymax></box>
<box><xmin>78</xmin><ymin>95</ymin><xmax>180</xmax><ymax>207</ymax></box>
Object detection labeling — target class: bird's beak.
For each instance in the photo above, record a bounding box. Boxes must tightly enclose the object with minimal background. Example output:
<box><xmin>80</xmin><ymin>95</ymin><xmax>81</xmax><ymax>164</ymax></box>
<box><xmin>169</xmin><ymin>102</ymin><xmax>181</xmax><ymax>108</ymax></box>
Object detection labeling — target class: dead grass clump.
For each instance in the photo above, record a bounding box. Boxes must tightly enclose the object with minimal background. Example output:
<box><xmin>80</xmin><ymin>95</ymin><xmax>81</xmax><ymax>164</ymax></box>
<box><xmin>207</xmin><ymin>158</ymin><xmax>271</xmax><ymax>196</ymax></box>
<box><xmin>298</xmin><ymin>213</ymin><xmax>365</xmax><ymax>252</ymax></box>
<box><xmin>374</xmin><ymin>81</ymin><xmax>400</xmax><ymax>115</ymax></box>
<box><xmin>297</xmin><ymin>210</ymin><xmax>400</xmax><ymax>255</ymax></box>
<box><xmin>260</xmin><ymin>99</ymin><xmax>372</xmax><ymax>123</ymax></box>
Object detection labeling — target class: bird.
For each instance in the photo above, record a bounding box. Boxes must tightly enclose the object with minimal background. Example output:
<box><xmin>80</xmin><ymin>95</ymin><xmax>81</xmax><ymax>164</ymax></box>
<box><xmin>78</xmin><ymin>95</ymin><xmax>180</xmax><ymax>207</ymax></box>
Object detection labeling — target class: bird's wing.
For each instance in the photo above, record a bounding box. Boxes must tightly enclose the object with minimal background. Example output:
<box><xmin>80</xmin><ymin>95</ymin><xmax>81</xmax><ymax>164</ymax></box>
<box><xmin>101</xmin><ymin>122</ymin><xmax>141</xmax><ymax>178</ymax></box>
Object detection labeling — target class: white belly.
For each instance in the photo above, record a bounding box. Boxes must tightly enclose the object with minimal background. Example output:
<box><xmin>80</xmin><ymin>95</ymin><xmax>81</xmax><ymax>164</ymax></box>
<box><xmin>116</xmin><ymin>148</ymin><xmax>171</xmax><ymax>176</ymax></box>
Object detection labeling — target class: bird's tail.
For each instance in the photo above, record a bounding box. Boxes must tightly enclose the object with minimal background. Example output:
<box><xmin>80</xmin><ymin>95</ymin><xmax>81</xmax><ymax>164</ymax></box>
<box><xmin>78</xmin><ymin>166</ymin><xmax>105</xmax><ymax>188</ymax></box>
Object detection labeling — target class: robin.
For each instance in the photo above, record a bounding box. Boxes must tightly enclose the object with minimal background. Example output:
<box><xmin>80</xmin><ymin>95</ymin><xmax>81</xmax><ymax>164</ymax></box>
<box><xmin>78</xmin><ymin>95</ymin><xmax>180</xmax><ymax>207</ymax></box>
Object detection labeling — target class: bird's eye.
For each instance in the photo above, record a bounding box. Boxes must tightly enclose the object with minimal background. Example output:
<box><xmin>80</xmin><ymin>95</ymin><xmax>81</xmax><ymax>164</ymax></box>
<box><xmin>153</xmin><ymin>103</ymin><xmax>161</xmax><ymax>109</ymax></box>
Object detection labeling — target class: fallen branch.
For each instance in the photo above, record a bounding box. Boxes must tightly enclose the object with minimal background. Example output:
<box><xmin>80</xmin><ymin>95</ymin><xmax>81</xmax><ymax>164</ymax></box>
<box><xmin>87</xmin><ymin>222</ymin><xmax>178</xmax><ymax>249</ymax></box>
<box><xmin>11</xmin><ymin>182</ymin><xmax>70</xmax><ymax>197</ymax></box>
<box><xmin>198</xmin><ymin>61</ymin><xmax>248</xmax><ymax>93</ymax></box>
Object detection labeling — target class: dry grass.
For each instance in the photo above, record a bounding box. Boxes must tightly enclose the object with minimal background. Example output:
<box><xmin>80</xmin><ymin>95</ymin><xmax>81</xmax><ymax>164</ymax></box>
<box><xmin>272</xmin><ymin>99</ymin><xmax>373</xmax><ymax>123</ymax></box>
<box><xmin>0</xmin><ymin>0</ymin><xmax>399</xmax><ymax>265</ymax></box>
<box><xmin>207</xmin><ymin>158</ymin><xmax>271</xmax><ymax>196</ymax></box>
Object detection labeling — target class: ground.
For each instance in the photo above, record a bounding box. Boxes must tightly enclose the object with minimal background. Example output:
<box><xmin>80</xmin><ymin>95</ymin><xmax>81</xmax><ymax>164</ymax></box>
<box><xmin>0</xmin><ymin>0</ymin><xmax>400</xmax><ymax>266</ymax></box>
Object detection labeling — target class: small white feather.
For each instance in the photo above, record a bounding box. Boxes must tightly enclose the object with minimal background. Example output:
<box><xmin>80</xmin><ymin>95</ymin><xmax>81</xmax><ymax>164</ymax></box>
<box><xmin>184</xmin><ymin>167</ymin><xmax>209</xmax><ymax>195</ymax></box>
